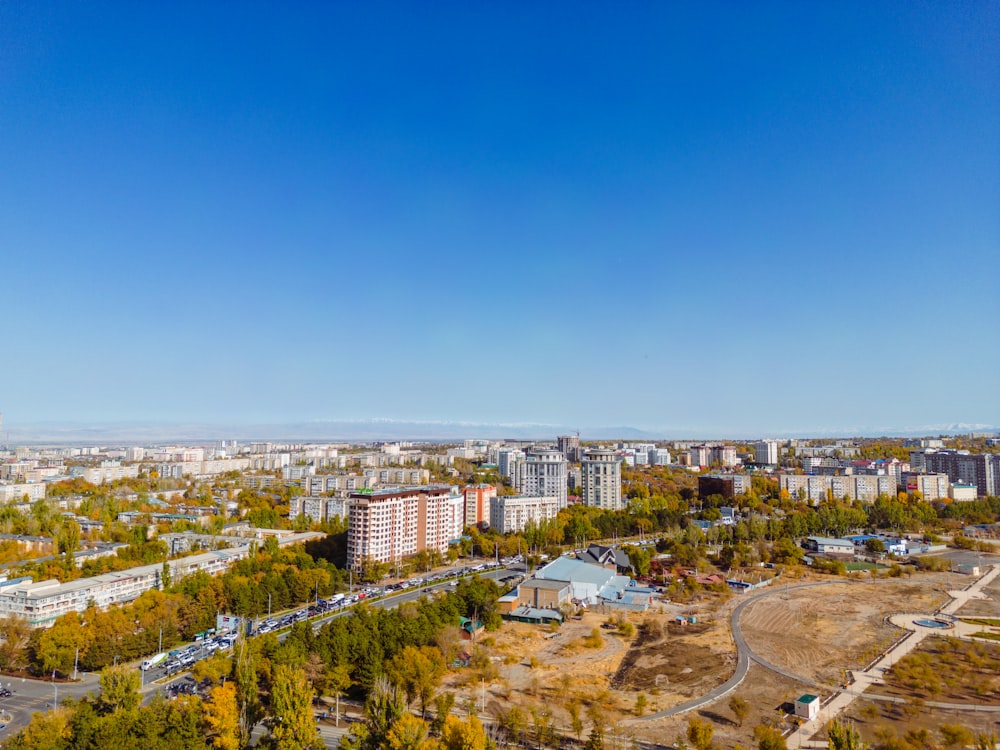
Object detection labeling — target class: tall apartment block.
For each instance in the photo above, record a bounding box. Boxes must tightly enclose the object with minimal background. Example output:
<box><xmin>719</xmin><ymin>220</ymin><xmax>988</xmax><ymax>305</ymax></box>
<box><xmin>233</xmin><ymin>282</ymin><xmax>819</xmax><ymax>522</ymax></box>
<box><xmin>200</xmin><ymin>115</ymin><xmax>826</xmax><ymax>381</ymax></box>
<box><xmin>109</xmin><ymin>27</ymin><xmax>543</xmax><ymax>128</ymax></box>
<box><xmin>515</xmin><ymin>449</ymin><xmax>568</xmax><ymax>509</ymax></box>
<box><xmin>909</xmin><ymin>449</ymin><xmax>999</xmax><ymax>497</ymax></box>
<box><xmin>557</xmin><ymin>435</ymin><xmax>582</xmax><ymax>463</ymax></box>
<box><xmin>754</xmin><ymin>440</ymin><xmax>779</xmax><ymax>465</ymax></box>
<box><xmin>346</xmin><ymin>485</ymin><xmax>463</xmax><ymax>569</ymax></box>
<box><xmin>463</xmin><ymin>484</ymin><xmax>496</xmax><ymax>528</ymax></box>
<box><xmin>497</xmin><ymin>448</ymin><xmax>525</xmax><ymax>484</ymax></box>
<box><xmin>581</xmin><ymin>448</ymin><xmax>623</xmax><ymax>510</ymax></box>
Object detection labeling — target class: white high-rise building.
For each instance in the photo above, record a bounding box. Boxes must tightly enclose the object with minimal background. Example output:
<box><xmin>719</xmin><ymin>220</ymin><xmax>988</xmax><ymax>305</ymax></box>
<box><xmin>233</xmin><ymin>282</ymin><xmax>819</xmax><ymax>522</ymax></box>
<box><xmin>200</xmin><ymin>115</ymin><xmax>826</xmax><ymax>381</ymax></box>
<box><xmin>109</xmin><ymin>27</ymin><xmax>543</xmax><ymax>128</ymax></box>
<box><xmin>581</xmin><ymin>448</ymin><xmax>623</xmax><ymax>510</ymax></box>
<box><xmin>754</xmin><ymin>440</ymin><xmax>779</xmax><ymax>465</ymax></box>
<box><xmin>515</xmin><ymin>449</ymin><xmax>568</xmax><ymax>509</ymax></box>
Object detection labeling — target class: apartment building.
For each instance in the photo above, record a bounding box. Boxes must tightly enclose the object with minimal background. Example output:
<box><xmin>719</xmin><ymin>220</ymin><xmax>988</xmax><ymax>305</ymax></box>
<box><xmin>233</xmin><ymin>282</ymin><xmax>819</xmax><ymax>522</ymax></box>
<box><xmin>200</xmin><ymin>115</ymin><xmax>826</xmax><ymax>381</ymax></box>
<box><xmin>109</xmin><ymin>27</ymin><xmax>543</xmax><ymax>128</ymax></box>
<box><xmin>779</xmin><ymin>474</ymin><xmax>897</xmax><ymax>504</ymax></box>
<box><xmin>0</xmin><ymin>482</ymin><xmax>46</xmax><ymax>502</ymax></box>
<box><xmin>303</xmin><ymin>474</ymin><xmax>374</xmax><ymax>496</ymax></box>
<box><xmin>901</xmin><ymin>472</ymin><xmax>950</xmax><ymax>501</ymax></box>
<box><xmin>489</xmin><ymin>495</ymin><xmax>560</xmax><ymax>534</ymax></box>
<box><xmin>754</xmin><ymin>440</ymin><xmax>780</xmax><ymax>465</ymax></box>
<box><xmin>909</xmin><ymin>450</ymin><xmax>999</xmax><ymax>497</ymax></box>
<box><xmin>288</xmin><ymin>496</ymin><xmax>348</xmax><ymax>524</ymax></box>
<box><xmin>346</xmin><ymin>485</ymin><xmax>463</xmax><ymax>569</ymax></box>
<box><xmin>698</xmin><ymin>474</ymin><xmax>752</xmax><ymax>499</ymax></box>
<box><xmin>514</xmin><ymin>449</ymin><xmax>568</xmax><ymax>509</ymax></box>
<box><xmin>0</xmin><ymin>546</ymin><xmax>252</xmax><ymax>628</ymax></box>
<box><xmin>556</xmin><ymin>435</ymin><xmax>582</xmax><ymax>463</ymax></box>
<box><xmin>689</xmin><ymin>445</ymin><xmax>739</xmax><ymax>468</ymax></box>
<box><xmin>581</xmin><ymin>448</ymin><xmax>623</xmax><ymax>510</ymax></box>
<box><xmin>463</xmin><ymin>484</ymin><xmax>496</xmax><ymax>528</ymax></box>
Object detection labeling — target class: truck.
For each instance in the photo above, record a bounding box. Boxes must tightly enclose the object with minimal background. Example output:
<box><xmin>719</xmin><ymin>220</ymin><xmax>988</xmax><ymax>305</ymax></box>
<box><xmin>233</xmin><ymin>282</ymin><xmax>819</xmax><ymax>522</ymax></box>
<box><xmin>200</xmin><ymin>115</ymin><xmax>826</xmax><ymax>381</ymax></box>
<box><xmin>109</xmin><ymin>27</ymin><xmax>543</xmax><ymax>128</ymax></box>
<box><xmin>141</xmin><ymin>652</ymin><xmax>168</xmax><ymax>671</ymax></box>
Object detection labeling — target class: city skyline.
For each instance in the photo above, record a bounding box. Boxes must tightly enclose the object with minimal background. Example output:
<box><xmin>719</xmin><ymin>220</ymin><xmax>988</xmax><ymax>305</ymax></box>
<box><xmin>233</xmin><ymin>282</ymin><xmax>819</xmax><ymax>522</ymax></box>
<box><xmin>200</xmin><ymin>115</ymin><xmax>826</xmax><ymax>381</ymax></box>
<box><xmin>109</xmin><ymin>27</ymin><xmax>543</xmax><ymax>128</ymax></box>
<box><xmin>2</xmin><ymin>3</ymin><xmax>998</xmax><ymax>434</ymax></box>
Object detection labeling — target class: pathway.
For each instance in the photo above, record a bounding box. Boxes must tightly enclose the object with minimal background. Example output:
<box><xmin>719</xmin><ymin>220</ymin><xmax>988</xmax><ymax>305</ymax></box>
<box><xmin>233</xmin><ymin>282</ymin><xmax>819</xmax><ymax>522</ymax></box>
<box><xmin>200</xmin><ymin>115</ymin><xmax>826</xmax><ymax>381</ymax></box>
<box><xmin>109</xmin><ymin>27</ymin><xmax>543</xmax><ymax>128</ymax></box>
<box><xmin>785</xmin><ymin>563</ymin><xmax>1000</xmax><ymax>745</ymax></box>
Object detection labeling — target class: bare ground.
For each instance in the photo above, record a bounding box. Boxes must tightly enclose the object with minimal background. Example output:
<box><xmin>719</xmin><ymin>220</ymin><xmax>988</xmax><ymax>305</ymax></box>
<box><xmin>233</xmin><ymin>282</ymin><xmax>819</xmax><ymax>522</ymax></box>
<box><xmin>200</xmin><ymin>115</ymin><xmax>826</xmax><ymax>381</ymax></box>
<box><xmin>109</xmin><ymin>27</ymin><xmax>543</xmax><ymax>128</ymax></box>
<box><xmin>442</xmin><ymin>571</ymin><xmax>987</xmax><ymax>746</ymax></box>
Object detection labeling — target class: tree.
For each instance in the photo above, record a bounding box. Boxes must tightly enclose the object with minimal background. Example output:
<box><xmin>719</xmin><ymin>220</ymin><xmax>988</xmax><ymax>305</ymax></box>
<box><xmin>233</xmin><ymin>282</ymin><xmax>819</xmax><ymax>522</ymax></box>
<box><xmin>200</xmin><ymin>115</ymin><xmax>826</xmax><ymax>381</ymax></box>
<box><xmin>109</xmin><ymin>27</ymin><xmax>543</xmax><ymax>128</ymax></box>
<box><xmin>635</xmin><ymin>693</ymin><xmax>647</xmax><ymax>717</ymax></box>
<box><xmin>729</xmin><ymin>696</ymin><xmax>750</xmax><ymax>728</ymax></box>
<box><xmin>386</xmin><ymin>712</ymin><xmax>433</xmax><ymax>750</ymax></box>
<box><xmin>440</xmin><ymin>714</ymin><xmax>488</xmax><ymax>750</ymax></box>
<box><xmin>387</xmin><ymin>646</ymin><xmax>446</xmax><ymax>718</ymax></box>
<box><xmin>754</xmin><ymin>724</ymin><xmax>788</xmax><ymax>750</ymax></box>
<box><xmin>939</xmin><ymin>724</ymin><xmax>974</xmax><ymax>749</ymax></box>
<box><xmin>204</xmin><ymin>682</ymin><xmax>242</xmax><ymax>750</ymax></box>
<box><xmin>687</xmin><ymin>716</ymin><xmax>714</xmax><ymax>750</ymax></box>
<box><xmin>864</xmin><ymin>538</ymin><xmax>885</xmax><ymax>555</ymax></box>
<box><xmin>235</xmin><ymin>642</ymin><xmax>264</xmax><ymax>746</ymax></box>
<box><xmin>98</xmin><ymin>663</ymin><xmax>141</xmax><ymax>715</ymax></box>
<box><xmin>267</xmin><ymin>665</ymin><xmax>323</xmax><ymax>750</ymax></box>
<box><xmin>827</xmin><ymin>720</ymin><xmax>865</xmax><ymax>750</ymax></box>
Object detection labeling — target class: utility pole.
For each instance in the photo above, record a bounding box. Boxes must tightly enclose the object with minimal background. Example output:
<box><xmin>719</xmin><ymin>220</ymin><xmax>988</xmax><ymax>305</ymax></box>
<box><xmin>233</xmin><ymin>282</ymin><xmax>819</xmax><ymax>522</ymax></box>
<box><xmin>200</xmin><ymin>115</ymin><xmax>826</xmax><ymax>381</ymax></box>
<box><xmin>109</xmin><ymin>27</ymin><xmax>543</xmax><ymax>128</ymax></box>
<box><xmin>73</xmin><ymin>648</ymin><xmax>79</xmax><ymax>681</ymax></box>
<box><xmin>267</xmin><ymin>592</ymin><xmax>272</xmax><ymax>620</ymax></box>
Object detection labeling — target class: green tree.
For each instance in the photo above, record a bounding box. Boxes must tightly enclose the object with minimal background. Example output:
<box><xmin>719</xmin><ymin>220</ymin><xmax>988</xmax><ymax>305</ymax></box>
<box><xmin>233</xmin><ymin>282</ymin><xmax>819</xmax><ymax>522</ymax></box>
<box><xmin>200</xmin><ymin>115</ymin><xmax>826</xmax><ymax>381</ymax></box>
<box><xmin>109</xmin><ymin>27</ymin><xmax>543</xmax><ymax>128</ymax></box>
<box><xmin>827</xmin><ymin>720</ymin><xmax>865</xmax><ymax>750</ymax></box>
<box><xmin>267</xmin><ymin>665</ymin><xmax>322</xmax><ymax>750</ymax></box>
<box><xmin>235</xmin><ymin>642</ymin><xmax>264</xmax><ymax>746</ymax></box>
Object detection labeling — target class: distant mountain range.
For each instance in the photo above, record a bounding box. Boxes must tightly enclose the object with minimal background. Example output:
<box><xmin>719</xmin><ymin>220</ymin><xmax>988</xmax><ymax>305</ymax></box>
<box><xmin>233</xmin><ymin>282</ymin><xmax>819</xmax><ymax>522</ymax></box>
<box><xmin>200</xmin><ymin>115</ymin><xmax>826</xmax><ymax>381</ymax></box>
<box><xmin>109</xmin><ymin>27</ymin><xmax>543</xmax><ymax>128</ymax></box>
<box><xmin>4</xmin><ymin>419</ymin><xmax>997</xmax><ymax>445</ymax></box>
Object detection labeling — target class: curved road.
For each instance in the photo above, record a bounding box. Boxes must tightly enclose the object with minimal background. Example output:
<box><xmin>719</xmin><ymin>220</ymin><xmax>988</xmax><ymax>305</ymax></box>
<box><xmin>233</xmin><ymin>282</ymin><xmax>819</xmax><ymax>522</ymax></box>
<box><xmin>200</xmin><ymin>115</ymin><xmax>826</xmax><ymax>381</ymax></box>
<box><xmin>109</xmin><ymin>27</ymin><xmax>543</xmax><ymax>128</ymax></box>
<box><xmin>638</xmin><ymin>570</ymin><xmax>1000</xmax><ymax>722</ymax></box>
<box><xmin>637</xmin><ymin>580</ymin><xmax>840</xmax><ymax>720</ymax></box>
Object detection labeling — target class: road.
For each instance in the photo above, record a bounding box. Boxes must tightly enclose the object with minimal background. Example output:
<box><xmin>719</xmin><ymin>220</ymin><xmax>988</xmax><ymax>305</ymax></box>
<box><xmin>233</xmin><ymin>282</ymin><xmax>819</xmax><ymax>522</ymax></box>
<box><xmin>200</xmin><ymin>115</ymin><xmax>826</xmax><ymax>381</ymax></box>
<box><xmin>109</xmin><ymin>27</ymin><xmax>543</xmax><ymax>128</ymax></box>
<box><xmin>0</xmin><ymin>563</ymin><xmax>517</xmax><ymax>745</ymax></box>
<box><xmin>636</xmin><ymin>564</ymin><xmax>1000</xmax><ymax>733</ymax></box>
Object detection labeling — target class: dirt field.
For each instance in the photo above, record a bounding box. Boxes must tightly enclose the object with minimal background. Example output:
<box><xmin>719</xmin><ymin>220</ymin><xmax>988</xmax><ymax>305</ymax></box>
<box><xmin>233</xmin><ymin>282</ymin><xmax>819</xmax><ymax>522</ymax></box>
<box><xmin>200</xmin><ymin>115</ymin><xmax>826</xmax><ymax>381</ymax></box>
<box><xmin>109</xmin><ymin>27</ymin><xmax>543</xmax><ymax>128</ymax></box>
<box><xmin>439</xmin><ymin>571</ymin><xmax>987</xmax><ymax>746</ymax></box>
<box><xmin>956</xmin><ymin>576</ymin><xmax>1000</xmax><ymax>619</ymax></box>
<box><xmin>739</xmin><ymin>578</ymin><xmax>956</xmax><ymax>684</ymax></box>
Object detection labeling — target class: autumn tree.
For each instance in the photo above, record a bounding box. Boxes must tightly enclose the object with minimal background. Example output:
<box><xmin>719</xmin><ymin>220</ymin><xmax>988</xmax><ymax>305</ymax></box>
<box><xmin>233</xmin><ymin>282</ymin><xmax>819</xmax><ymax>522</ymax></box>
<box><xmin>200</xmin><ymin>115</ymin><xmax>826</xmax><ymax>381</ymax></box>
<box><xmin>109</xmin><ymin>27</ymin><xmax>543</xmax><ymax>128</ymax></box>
<box><xmin>754</xmin><ymin>724</ymin><xmax>788</xmax><ymax>750</ymax></box>
<box><xmin>204</xmin><ymin>682</ymin><xmax>242</xmax><ymax>750</ymax></box>
<box><xmin>687</xmin><ymin>716</ymin><xmax>714</xmax><ymax>750</ymax></box>
<box><xmin>440</xmin><ymin>714</ymin><xmax>488</xmax><ymax>750</ymax></box>
<box><xmin>98</xmin><ymin>663</ymin><xmax>141</xmax><ymax>715</ymax></box>
<box><xmin>827</xmin><ymin>720</ymin><xmax>865</xmax><ymax>750</ymax></box>
<box><xmin>729</xmin><ymin>696</ymin><xmax>750</xmax><ymax>728</ymax></box>
<box><xmin>266</xmin><ymin>665</ymin><xmax>323</xmax><ymax>750</ymax></box>
<box><xmin>386</xmin><ymin>712</ymin><xmax>434</xmax><ymax>750</ymax></box>
<box><xmin>387</xmin><ymin>645</ymin><xmax>446</xmax><ymax>717</ymax></box>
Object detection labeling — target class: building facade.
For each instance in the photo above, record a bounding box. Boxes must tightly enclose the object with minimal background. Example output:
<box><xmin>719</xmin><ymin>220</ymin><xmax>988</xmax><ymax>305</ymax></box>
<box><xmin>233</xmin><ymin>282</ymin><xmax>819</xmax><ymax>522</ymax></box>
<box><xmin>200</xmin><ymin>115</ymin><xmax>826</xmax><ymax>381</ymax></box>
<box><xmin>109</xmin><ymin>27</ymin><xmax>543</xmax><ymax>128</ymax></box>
<box><xmin>753</xmin><ymin>440</ymin><xmax>779</xmax><ymax>465</ymax></box>
<box><xmin>489</xmin><ymin>495</ymin><xmax>560</xmax><ymax>534</ymax></box>
<box><xmin>463</xmin><ymin>484</ymin><xmax>496</xmax><ymax>528</ymax></box>
<box><xmin>557</xmin><ymin>435</ymin><xmax>582</xmax><ymax>463</ymax></box>
<box><xmin>580</xmin><ymin>448</ymin><xmax>623</xmax><ymax>510</ymax></box>
<box><xmin>514</xmin><ymin>450</ymin><xmax>568</xmax><ymax>509</ymax></box>
<box><xmin>779</xmin><ymin>474</ymin><xmax>897</xmax><ymax>504</ymax></box>
<box><xmin>909</xmin><ymin>450</ymin><xmax>999</xmax><ymax>497</ymax></box>
<box><xmin>346</xmin><ymin>485</ymin><xmax>463</xmax><ymax>570</ymax></box>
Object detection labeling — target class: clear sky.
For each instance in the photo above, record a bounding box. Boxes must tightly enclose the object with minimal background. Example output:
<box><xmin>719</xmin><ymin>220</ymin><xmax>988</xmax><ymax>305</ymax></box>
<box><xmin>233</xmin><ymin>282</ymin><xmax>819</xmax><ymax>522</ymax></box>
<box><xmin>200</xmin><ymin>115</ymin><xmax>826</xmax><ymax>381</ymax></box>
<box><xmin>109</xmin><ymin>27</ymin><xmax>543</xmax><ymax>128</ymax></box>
<box><xmin>1</xmin><ymin>2</ymin><xmax>998</xmax><ymax>437</ymax></box>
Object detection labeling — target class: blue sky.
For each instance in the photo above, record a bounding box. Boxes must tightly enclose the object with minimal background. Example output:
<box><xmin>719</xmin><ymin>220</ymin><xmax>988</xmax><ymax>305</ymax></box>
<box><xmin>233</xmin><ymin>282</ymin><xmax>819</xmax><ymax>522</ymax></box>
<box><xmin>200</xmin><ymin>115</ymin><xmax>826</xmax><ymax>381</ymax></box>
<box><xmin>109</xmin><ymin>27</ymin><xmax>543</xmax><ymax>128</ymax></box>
<box><xmin>1</xmin><ymin>2</ymin><xmax>998</xmax><ymax>437</ymax></box>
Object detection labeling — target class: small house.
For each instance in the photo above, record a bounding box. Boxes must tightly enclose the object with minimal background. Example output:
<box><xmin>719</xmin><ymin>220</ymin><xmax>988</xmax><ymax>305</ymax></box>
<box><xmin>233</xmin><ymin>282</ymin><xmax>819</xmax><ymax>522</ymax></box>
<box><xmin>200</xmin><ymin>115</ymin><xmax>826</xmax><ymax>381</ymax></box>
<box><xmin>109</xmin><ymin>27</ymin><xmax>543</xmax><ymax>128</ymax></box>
<box><xmin>794</xmin><ymin>694</ymin><xmax>819</xmax><ymax>720</ymax></box>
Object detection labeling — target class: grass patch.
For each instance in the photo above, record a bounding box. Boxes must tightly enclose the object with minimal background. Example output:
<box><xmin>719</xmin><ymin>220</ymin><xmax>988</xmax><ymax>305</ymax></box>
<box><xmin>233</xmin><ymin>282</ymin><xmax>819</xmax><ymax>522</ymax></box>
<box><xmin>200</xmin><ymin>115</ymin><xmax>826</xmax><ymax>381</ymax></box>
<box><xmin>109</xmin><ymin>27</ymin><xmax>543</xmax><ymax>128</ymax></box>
<box><xmin>846</xmin><ymin>562</ymin><xmax>878</xmax><ymax>571</ymax></box>
<box><xmin>970</xmin><ymin>631</ymin><xmax>1000</xmax><ymax>641</ymax></box>
<box><xmin>961</xmin><ymin>618</ymin><xmax>1000</xmax><ymax>627</ymax></box>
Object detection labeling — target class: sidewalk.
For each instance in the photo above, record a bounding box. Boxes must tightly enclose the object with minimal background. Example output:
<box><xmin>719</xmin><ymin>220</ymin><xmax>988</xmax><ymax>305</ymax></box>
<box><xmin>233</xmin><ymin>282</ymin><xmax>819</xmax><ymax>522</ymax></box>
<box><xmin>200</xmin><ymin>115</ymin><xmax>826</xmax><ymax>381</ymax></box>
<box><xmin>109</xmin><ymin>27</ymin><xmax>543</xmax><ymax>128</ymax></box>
<box><xmin>785</xmin><ymin>564</ymin><xmax>1000</xmax><ymax>746</ymax></box>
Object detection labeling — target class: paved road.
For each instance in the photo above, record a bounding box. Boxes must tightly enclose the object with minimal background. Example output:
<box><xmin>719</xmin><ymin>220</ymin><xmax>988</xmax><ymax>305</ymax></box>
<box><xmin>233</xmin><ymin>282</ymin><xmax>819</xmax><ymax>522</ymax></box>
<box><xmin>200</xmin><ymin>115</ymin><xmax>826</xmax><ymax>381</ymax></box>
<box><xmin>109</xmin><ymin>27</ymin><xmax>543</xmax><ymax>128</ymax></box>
<box><xmin>636</xmin><ymin>567</ymin><xmax>1000</xmax><ymax>724</ymax></box>
<box><xmin>786</xmin><ymin>563</ymin><xmax>1000</xmax><ymax>745</ymax></box>
<box><xmin>636</xmin><ymin>580</ymin><xmax>839</xmax><ymax>721</ymax></box>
